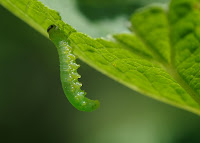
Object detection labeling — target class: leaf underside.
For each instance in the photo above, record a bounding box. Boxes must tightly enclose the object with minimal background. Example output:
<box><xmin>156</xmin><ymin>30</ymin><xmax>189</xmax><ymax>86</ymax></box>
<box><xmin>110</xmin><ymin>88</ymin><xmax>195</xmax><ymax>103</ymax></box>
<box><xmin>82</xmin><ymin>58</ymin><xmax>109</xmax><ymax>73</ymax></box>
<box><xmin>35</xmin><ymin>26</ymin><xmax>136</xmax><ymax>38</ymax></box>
<box><xmin>1</xmin><ymin>0</ymin><xmax>200</xmax><ymax>115</ymax></box>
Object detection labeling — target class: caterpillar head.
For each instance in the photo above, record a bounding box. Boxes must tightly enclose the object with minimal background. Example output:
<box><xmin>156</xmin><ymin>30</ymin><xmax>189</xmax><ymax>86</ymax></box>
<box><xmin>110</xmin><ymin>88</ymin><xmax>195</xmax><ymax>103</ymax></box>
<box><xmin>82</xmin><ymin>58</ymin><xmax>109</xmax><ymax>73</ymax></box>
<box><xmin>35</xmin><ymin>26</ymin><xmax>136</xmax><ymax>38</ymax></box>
<box><xmin>47</xmin><ymin>25</ymin><xmax>57</xmax><ymax>33</ymax></box>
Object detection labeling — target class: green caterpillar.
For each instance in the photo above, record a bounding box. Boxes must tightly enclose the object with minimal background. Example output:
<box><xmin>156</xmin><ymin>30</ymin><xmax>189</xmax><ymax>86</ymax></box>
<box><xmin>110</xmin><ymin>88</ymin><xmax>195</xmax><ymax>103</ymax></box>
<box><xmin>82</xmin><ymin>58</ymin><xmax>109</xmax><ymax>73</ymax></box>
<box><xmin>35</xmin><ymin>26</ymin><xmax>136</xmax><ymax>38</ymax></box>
<box><xmin>47</xmin><ymin>25</ymin><xmax>99</xmax><ymax>112</ymax></box>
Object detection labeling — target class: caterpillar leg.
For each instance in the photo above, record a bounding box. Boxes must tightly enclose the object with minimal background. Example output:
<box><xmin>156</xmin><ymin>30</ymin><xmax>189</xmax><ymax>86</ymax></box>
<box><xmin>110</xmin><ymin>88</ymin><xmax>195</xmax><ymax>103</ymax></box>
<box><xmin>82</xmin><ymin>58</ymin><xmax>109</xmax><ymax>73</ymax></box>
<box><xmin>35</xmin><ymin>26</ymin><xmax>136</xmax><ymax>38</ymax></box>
<box><xmin>48</xmin><ymin>25</ymin><xmax>99</xmax><ymax>112</ymax></box>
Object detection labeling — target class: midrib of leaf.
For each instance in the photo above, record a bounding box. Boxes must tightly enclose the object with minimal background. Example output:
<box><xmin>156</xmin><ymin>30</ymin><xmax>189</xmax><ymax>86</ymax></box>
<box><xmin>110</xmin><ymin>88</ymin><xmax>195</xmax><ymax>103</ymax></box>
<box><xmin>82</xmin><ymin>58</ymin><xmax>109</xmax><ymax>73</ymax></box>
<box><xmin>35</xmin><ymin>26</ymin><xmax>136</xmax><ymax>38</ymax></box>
<box><xmin>133</xmin><ymin>8</ymin><xmax>200</xmax><ymax>107</ymax></box>
<box><xmin>165</xmin><ymin>64</ymin><xmax>200</xmax><ymax>104</ymax></box>
<box><xmin>129</xmin><ymin>6</ymin><xmax>200</xmax><ymax>108</ymax></box>
<box><xmin>169</xmin><ymin>35</ymin><xmax>200</xmax><ymax>110</ymax></box>
<box><xmin>166</xmin><ymin>6</ymin><xmax>200</xmax><ymax>107</ymax></box>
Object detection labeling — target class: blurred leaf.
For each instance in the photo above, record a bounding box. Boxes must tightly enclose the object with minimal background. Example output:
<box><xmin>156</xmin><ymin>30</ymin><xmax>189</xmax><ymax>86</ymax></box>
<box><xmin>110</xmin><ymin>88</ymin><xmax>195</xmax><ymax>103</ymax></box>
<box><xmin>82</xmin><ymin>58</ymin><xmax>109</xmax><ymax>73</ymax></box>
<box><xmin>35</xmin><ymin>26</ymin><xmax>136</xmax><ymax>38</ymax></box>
<box><xmin>77</xmin><ymin>0</ymin><xmax>169</xmax><ymax>20</ymax></box>
<box><xmin>77</xmin><ymin>0</ymin><xmax>142</xmax><ymax>20</ymax></box>
<box><xmin>1</xmin><ymin>0</ymin><xmax>200</xmax><ymax>115</ymax></box>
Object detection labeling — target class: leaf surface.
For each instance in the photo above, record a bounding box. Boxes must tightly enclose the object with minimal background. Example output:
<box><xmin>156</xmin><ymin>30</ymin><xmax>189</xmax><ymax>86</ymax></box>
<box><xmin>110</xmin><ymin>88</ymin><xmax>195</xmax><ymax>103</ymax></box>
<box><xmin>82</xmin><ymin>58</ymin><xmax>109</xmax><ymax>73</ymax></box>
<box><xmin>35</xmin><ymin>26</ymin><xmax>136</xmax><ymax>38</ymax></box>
<box><xmin>1</xmin><ymin>0</ymin><xmax>200</xmax><ymax>115</ymax></box>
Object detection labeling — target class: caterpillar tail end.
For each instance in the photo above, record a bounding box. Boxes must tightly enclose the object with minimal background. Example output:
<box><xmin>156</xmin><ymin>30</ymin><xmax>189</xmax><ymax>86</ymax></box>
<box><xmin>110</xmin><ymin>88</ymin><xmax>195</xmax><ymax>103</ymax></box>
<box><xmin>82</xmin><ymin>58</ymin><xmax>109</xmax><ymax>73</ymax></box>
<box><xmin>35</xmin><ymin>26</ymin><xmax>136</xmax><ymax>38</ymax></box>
<box><xmin>76</xmin><ymin>99</ymin><xmax>100</xmax><ymax>112</ymax></box>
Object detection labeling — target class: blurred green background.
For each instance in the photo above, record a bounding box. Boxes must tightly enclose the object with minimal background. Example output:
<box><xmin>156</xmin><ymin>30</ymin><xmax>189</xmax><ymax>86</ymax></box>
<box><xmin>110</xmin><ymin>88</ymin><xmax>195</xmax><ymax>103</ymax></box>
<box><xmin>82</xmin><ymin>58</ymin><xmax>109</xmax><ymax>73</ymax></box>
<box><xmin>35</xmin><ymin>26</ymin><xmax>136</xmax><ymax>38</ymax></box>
<box><xmin>1</xmin><ymin>0</ymin><xmax>200</xmax><ymax>143</ymax></box>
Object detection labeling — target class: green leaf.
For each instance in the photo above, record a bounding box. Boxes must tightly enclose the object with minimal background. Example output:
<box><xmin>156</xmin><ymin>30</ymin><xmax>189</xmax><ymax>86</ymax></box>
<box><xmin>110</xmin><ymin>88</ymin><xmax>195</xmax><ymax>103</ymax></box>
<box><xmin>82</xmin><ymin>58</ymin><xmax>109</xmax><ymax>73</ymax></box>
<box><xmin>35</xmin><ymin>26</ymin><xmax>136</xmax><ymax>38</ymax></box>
<box><xmin>76</xmin><ymin>0</ymin><xmax>168</xmax><ymax>20</ymax></box>
<box><xmin>1</xmin><ymin>0</ymin><xmax>200</xmax><ymax>115</ymax></box>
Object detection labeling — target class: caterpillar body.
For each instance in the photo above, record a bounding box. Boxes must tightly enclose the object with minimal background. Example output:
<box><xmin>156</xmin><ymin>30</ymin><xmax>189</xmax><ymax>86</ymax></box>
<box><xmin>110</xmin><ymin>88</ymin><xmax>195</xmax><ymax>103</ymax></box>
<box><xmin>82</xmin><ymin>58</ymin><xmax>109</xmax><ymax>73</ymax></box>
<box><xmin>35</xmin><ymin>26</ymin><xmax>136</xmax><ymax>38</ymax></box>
<box><xmin>48</xmin><ymin>25</ymin><xmax>99</xmax><ymax>112</ymax></box>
